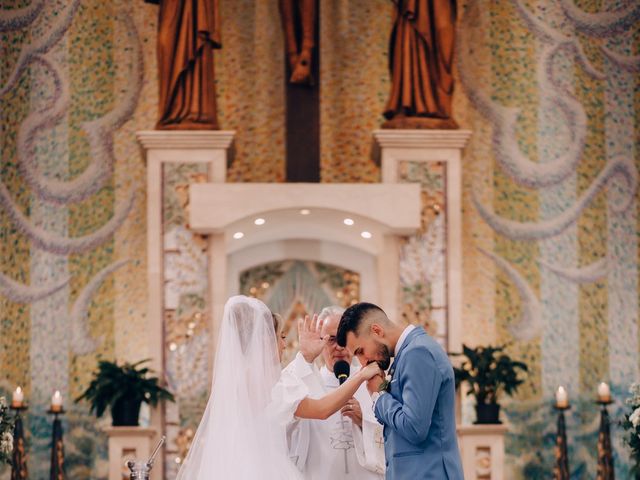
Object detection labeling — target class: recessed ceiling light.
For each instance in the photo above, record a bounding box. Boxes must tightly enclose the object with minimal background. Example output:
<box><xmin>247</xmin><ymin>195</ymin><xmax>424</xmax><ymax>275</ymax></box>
<box><xmin>343</xmin><ymin>218</ymin><xmax>354</xmax><ymax>226</ymax></box>
<box><xmin>300</xmin><ymin>209</ymin><xmax>311</xmax><ymax>215</ymax></box>
<box><xmin>233</xmin><ymin>232</ymin><xmax>244</xmax><ymax>239</ymax></box>
<box><xmin>254</xmin><ymin>218</ymin><xmax>266</xmax><ymax>225</ymax></box>
<box><xmin>361</xmin><ymin>231</ymin><xmax>372</xmax><ymax>239</ymax></box>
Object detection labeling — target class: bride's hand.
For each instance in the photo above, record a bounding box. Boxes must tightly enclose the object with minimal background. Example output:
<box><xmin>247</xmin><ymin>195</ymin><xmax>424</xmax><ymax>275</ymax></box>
<box><xmin>298</xmin><ymin>314</ymin><xmax>325</xmax><ymax>363</ymax></box>
<box><xmin>359</xmin><ymin>362</ymin><xmax>383</xmax><ymax>381</ymax></box>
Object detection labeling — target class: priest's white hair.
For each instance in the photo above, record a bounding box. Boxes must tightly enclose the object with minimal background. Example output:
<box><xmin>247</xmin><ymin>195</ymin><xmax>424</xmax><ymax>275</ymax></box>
<box><xmin>318</xmin><ymin>305</ymin><xmax>345</xmax><ymax>326</ymax></box>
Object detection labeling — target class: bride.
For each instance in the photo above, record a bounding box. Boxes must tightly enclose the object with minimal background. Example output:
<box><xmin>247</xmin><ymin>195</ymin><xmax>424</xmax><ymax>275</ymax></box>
<box><xmin>176</xmin><ymin>295</ymin><xmax>381</xmax><ymax>479</ymax></box>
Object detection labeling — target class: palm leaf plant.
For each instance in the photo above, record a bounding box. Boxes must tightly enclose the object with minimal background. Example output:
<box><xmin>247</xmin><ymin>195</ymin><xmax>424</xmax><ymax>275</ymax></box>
<box><xmin>451</xmin><ymin>344</ymin><xmax>528</xmax><ymax>423</ymax></box>
<box><xmin>76</xmin><ymin>359</ymin><xmax>174</xmax><ymax>426</ymax></box>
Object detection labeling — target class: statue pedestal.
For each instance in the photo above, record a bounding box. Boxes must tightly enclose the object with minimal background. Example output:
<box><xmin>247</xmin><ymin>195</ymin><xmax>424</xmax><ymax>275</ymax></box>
<box><xmin>105</xmin><ymin>426</ymin><xmax>156</xmax><ymax>480</ymax></box>
<box><xmin>457</xmin><ymin>424</ymin><xmax>508</xmax><ymax>480</ymax></box>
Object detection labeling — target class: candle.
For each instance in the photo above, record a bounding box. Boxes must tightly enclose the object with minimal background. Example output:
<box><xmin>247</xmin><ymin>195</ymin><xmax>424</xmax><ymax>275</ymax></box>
<box><xmin>51</xmin><ymin>390</ymin><xmax>63</xmax><ymax>412</ymax></box>
<box><xmin>555</xmin><ymin>386</ymin><xmax>569</xmax><ymax>408</ymax></box>
<box><xmin>597</xmin><ymin>382</ymin><xmax>611</xmax><ymax>402</ymax></box>
<box><xmin>12</xmin><ymin>386</ymin><xmax>24</xmax><ymax>408</ymax></box>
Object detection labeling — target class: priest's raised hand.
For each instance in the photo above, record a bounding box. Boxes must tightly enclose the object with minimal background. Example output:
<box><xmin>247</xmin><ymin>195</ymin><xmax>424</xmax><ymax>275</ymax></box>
<box><xmin>297</xmin><ymin>313</ymin><xmax>326</xmax><ymax>363</ymax></box>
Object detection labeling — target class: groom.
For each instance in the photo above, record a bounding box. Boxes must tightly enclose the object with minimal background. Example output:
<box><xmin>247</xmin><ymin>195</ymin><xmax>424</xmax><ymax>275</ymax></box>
<box><xmin>337</xmin><ymin>302</ymin><xmax>463</xmax><ymax>479</ymax></box>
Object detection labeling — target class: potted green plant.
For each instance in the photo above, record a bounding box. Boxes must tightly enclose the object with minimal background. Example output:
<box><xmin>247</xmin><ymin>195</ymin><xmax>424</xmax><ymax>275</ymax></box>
<box><xmin>451</xmin><ymin>344</ymin><xmax>528</xmax><ymax>424</ymax></box>
<box><xmin>76</xmin><ymin>359</ymin><xmax>174</xmax><ymax>426</ymax></box>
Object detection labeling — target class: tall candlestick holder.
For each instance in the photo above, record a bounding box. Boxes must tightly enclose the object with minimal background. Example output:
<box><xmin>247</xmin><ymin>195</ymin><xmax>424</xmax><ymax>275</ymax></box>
<box><xmin>595</xmin><ymin>398</ymin><xmax>614</xmax><ymax>480</ymax></box>
<box><xmin>553</xmin><ymin>404</ymin><xmax>570</xmax><ymax>480</ymax></box>
<box><xmin>48</xmin><ymin>408</ymin><xmax>66</xmax><ymax>480</ymax></box>
<box><xmin>10</xmin><ymin>405</ymin><xmax>28</xmax><ymax>480</ymax></box>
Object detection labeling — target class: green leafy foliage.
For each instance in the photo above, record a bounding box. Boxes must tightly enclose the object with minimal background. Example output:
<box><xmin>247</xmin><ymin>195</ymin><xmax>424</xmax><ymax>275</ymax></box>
<box><xmin>451</xmin><ymin>344</ymin><xmax>528</xmax><ymax>405</ymax></box>
<box><xmin>75</xmin><ymin>359</ymin><xmax>174</xmax><ymax>418</ymax></box>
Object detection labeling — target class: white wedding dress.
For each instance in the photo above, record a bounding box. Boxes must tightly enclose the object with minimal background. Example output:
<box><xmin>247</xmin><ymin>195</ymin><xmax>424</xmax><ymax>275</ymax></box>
<box><xmin>176</xmin><ymin>295</ymin><xmax>302</xmax><ymax>479</ymax></box>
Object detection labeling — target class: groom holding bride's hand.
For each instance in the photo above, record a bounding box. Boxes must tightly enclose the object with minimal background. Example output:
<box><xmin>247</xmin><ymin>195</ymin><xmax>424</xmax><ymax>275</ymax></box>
<box><xmin>337</xmin><ymin>302</ymin><xmax>464</xmax><ymax>480</ymax></box>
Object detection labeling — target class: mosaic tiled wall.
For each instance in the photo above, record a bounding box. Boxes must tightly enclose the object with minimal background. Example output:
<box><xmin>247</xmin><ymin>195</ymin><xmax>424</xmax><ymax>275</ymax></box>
<box><xmin>0</xmin><ymin>0</ymin><xmax>156</xmax><ymax>478</ymax></box>
<box><xmin>457</xmin><ymin>1</ymin><xmax>640</xmax><ymax>477</ymax></box>
<box><xmin>319</xmin><ymin>0</ymin><xmax>388</xmax><ymax>183</ymax></box>
<box><xmin>161</xmin><ymin>163</ymin><xmax>210</xmax><ymax>477</ymax></box>
<box><xmin>0</xmin><ymin>0</ymin><xmax>638</xmax><ymax>478</ymax></box>
<box><xmin>397</xmin><ymin>161</ymin><xmax>449</xmax><ymax>346</ymax></box>
<box><xmin>216</xmin><ymin>0</ymin><xmax>286</xmax><ymax>182</ymax></box>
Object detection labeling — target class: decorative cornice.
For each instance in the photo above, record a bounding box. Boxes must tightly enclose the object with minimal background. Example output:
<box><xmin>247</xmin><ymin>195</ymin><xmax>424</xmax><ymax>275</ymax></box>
<box><xmin>189</xmin><ymin>183</ymin><xmax>421</xmax><ymax>233</ymax></box>
<box><xmin>136</xmin><ymin>130</ymin><xmax>235</xmax><ymax>150</ymax></box>
<box><xmin>372</xmin><ymin>129</ymin><xmax>472</xmax><ymax>149</ymax></box>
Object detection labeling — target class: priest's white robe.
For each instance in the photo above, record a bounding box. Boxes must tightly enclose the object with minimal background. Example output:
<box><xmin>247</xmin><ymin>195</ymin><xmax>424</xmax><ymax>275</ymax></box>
<box><xmin>272</xmin><ymin>353</ymin><xmax>385</xmax><ymax>479</ymax></box>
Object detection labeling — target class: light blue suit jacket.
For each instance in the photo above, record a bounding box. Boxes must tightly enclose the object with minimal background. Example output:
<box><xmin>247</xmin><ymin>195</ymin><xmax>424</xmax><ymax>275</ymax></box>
<box><xmin>374</xmin><ymin>327</ymin><xmax>463</xmax><ymax>479</ymax></box>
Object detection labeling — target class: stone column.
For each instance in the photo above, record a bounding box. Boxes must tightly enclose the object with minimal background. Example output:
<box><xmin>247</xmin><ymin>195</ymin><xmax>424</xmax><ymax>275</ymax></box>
<box><xmin>135</xmin><ymin>130</ymin><xmax>235</xmax><ymax>480</ymax></box>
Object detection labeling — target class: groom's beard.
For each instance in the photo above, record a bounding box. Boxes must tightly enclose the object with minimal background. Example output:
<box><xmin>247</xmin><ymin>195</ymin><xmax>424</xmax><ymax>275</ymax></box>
<box><xmin>372</xmin><ymin>341</ymin><xmax>391</xmax><ymax>371</ymax></box>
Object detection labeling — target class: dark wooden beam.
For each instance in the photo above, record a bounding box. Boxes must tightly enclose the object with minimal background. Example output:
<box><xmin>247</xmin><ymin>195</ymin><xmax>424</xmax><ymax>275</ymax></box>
<box><xmin>285</xmin><ymin>0</ymin><xmax>320</xmax><ymax>183</ymax></box>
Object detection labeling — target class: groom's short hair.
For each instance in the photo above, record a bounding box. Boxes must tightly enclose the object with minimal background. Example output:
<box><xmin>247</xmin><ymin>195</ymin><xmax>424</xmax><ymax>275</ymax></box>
<box><xmin>336</xmin><ymin>302</ymin><xmax>385</xmax><ymax>347</ymax></box>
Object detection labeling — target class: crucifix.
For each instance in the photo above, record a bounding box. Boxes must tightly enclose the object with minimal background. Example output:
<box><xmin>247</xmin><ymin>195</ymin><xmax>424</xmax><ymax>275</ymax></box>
<box><xmin>278</xmin><ymin>0</ymin><xmax>320</xmax><ymax>182</ymax></box>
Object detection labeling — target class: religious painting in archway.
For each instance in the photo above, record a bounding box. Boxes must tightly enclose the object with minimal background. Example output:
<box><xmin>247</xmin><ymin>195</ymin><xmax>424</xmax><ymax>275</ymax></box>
<box><xmin>240</xmin><ymin>260</ymin><xmax>360</xmax><ymax>365</ymax></box>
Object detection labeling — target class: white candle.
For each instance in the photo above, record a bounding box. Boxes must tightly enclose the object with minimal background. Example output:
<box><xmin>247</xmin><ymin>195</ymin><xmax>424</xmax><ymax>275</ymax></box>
<box><xmin>597</xmin><ymin>382</ymin><xmax>611</xmax><ymax>402</ymax></box>
<box><xmin>12</xmin><ymin>386</ymin><xmax>24</xmax><ymax>407</ymax></box>
<box><xmin>51</xmin><ymin>390</ymin><xmax>63</xmax><ymax>412</ymax></box>
<box><xmin>555</xmin><ymin>386</ymin><xmax>569</xmax><ymax>408</ymax></box>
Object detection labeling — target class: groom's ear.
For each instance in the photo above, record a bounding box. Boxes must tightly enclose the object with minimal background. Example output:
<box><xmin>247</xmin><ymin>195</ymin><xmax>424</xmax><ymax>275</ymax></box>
<box><xmin>370</xmin><ymin>323</ymin><xmax>384</xmax><ymax>339</ymax></box>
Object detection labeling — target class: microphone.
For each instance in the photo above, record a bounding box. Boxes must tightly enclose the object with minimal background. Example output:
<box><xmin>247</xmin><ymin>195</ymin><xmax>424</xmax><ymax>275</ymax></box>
<box><xmin>333</xmin><ymin>360</ymin><xmax>350</xmax><ymax>385</ymax></box>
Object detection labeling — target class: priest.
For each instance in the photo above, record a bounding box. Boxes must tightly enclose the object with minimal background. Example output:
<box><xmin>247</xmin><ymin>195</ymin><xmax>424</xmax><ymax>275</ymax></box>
<box><xmin>282</xmin><ymin>306</ymin><xmax>385</xmax><ymax>479</ymax></box>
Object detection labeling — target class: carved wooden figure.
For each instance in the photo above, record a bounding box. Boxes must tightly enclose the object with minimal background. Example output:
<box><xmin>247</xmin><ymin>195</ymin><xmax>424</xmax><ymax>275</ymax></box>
<box><xmin>156</xmin><ymin>0</ymin><xmax>222</xmax><ymax>130</ymax></box>
<box><xmin>279</xmin><ymin>0</ymin><xmax>316</xmax><ymax>85</ymax></box>
<box><xmin>383</xmin><ymin>0</ymin><xmax>458</xmax><ymax>129</ymax></box>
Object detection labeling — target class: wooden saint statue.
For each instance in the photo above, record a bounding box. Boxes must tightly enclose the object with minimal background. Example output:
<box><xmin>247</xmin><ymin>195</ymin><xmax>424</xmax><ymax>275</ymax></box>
<box><xmin>383</xmin><ymin>0</ymin><xmax>458</xmax><ymax>129</ymax></box>
<box><xmin>155</xmin><ymin>0</ymin><xmax>222</xmax><ymax>130</ymax></box>
<box><xmin>279</xmin><ymin>0</ymin><xmax>316</xmax><ymax>85</ymax></box>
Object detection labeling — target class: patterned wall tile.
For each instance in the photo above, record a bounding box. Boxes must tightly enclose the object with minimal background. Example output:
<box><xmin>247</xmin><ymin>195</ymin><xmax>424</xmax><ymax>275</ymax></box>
<box><xmin>319</xmin><ymin>0</ymin><xmax>388</xmax><ymax>183</ymax></box>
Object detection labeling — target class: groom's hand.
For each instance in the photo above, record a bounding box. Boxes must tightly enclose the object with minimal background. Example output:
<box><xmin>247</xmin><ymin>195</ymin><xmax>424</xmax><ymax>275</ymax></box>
<box><xmin>366</xmin><ymin>373</ymin><xmax>385</xmax><ymax>396</ymax></box>
<box><xmin>298</xmin><ymin>314</ymin><xmax>325</xmax><ymax>363</ymax></box>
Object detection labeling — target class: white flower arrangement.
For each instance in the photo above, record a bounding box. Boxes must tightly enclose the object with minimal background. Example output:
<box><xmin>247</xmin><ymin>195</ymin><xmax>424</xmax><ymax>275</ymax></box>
<box><xmin>0</xmin><ymin>397</ymin><xmax>14</xmax><ymax>464</ymax></box>
<box><xmin>630</xmin><ymin>407</ymin><xmax>640</xmax><ymax>429</ymax></box>
<box><xmin>623</xmin><ymin>383</ymin><xmax>640</xmax><ymax>476</ymax></box>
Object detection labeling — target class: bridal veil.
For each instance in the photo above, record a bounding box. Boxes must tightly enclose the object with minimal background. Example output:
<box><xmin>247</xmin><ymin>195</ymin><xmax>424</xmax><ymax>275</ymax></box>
<box><xmin>176</xmin><ymin>295</ymin><xmax>301</xmax><ymax>479</ymax></box>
